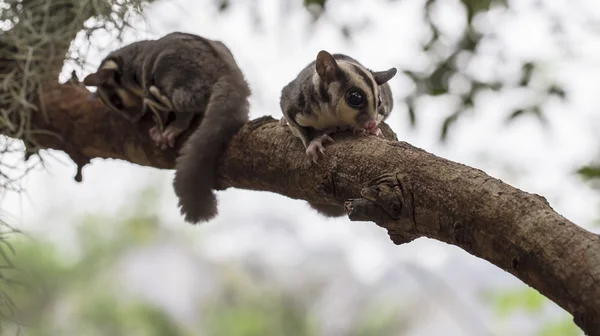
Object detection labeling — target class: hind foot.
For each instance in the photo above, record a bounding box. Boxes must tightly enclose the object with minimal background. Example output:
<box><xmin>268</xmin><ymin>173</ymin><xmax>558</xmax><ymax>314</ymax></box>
<box><xmin>150</xmin><ymin>126</ymin><xmax>170</xmax><ymax>150</ymax></box>
<box><xmin>372</xmin><ymin>127</ymin><xmax>383</xmax><ymax>137</ymax></box>
<box><xmin>159</xmin><ymin>124</ymin><xmax>186</xmax><ymax>149</ymax></box>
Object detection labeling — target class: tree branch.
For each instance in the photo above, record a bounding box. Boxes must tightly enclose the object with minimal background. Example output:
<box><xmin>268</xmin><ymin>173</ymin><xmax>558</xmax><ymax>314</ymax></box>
<box><xmin>14</xmin><ymin>81</ymin><xmax>600</xmax><ymax>335</ymax></box>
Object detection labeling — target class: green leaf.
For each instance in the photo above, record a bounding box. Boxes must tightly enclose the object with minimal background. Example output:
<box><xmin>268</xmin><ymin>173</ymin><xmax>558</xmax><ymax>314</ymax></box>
<box><xmin>216</xmin><ymin>0</ymin><xmax>230</xmax><ymax>11</ymax></box>
<box><xmin>506</xmin><ymin>107</ymin><xmax>547</xmax><ymax>125</ymax></box>
<box><xmin>460</xmin><ymin>0</ymin><xmax>507</xmax><ymax>22</ymax></box>
<box><xmin>490</xmin><ymin>288</ymin><xmax>546</xmax><ymax>318</ymax></box>
<box><xmin>519</xmin><ymin>62</ymin><xmax>535</xmax><ymax>86</ymax></box>
<box><xmin>577</xmin><ymin>166</ymin><xmax>600</xmax><ymax>180</ymax></box>
<box><xmin>440</xmin><ymin>112</ymin><xmax>460</xmax><ymax>142</ymax></box>
<box><xmin>427</xmin><ymin>66</ymin><xmax>451</xmax><ymax>96</ymax></box>
<box><xmin>304</xmin><ymin>0</ymin><xmax>326</xmax><ymax>7</ymax></box>
<box><xmin>408</xmin><ymin>104</ymin><xmax>416</xmax><ymax>127</ymax></box>
<box><xmin>548</xmin><ymin>85</ymin><xmax>567</xmax><ymax>100</ymax></box>
<box><xmin>523</xmin><ymin>289</ymin><xmax>545</xmax><ymax>313</ymax></box>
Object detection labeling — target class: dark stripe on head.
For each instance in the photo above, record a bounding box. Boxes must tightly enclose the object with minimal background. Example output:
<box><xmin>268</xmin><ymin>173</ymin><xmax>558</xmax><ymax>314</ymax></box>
<box><xmin>349</xmin><ymin>64</ymin><xmax>376</xmax><ymax>98</ymax></box>
<box><xmin>318</xmin><ymin>83</ymin><xmax>330</xmax><ymax>103</ymax></box>
<box><xmin>305</xmin><ymin>82</ymin><xmax>318</xmax><ymax>106</ymax></box>
<box><xmin>298</xmin><ymin>92</ymin><xmax>306</xmax><ymax>108</ymax></box>
<box><xmin>337</xmin><ymin>68</ymin><xmax>349</xmax><ymax>89</ymax></box>
<box><xmin>97</xmin><ymin>87</ymin><xmax>123</xmax><ymax>113</ymax></box>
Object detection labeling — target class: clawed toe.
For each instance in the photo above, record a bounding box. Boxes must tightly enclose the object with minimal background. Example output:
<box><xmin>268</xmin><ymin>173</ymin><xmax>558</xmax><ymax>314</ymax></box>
<box><xmin>305</xmin><ymin>134</ymin><xmax>335</xmax><ymax>163</ymax></box>
<box><xmin>322</xmin><ymin>135</ymin><xmax>334</xmax><ymax>144</ymax></box>
<box><xmin>166</xmin><ymin>133</ymin><xmax>177</xmax><ymax>148</ymax></box>
<box><xmin>372</xmin><ymin>127</ymin><xmax>383</xmax><ymax>137</ymax></box>
<box><xmin>160</xmin><ymin>126</ymin><xmax>184</xmax><ymax>149</ymax></box>
<box><xmin>149</xmin><ymin>126</ymin><xmax>168</xmax><ymax>149</ymax></box>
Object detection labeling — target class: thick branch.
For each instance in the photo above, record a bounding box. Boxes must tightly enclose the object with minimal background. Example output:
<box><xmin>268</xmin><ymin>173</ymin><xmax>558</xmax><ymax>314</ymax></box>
<box><xmin>14</xmin><ymin>82</ymin><xmax>600</xmax><ymax>335</ymax></box>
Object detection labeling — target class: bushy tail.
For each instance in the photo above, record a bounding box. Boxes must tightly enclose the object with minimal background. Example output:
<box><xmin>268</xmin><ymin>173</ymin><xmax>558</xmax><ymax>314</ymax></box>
<box><xmin>173</xmin><ymin>72</ymin><xmax>250</xmax><ymax>224</ymax></box>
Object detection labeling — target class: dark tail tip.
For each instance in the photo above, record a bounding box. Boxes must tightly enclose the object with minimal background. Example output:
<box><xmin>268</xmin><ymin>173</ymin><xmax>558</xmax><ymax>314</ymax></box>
<box><xmin>178</xmin><ymin>188</ymin><xmax>218</xmax><ymax>224</ymax></box>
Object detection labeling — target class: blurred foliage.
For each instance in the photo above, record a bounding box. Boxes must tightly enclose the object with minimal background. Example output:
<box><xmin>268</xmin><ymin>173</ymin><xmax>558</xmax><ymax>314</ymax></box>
<box><xmin>269</xmin><ymin>0</ymin><xmax>599</xmax><ymax>196</ymax></box>
<box><xmin>0</xmin><ymin>218</ymin><xmax>25</xmax><ymax>334</ymax></box>
<box><xmin>0</xmin><ymin>185</ymin><xmax>413</xmax><ymax>336</ymax></box>
<box><xmin>0</xmin><ymin>193</ymin><xmax>583</xmax><ymax>335</ymax></box>
<box><xmin>577</xmin><ymin>165</ymin><xmax>600</xmax><ymax>192</ymax></box>
<box><xmin>0</xmin><ymin>187</ymin><xmax>168</xmax><ymax>335</ymax></box>
<box><xmin>578</xmin><ymin>165</ymin><xmax>600</xmax><ymax>181</ymax></box>
<box><xmin>0</xmin><ymin>183</ymin><xmax>582</xmax><ymax>336</ymax></box>
<box><xmin>577</xmin><ymin>164</ymin><xmax>600</xmax><ymax>196</ymax></box>
<box><xmin>485</xmin><ymin>287</ymin><xmax>582</xmax><ymax>336</ymax></box>
<box><xmin>353</xmin><ymin>303</ymin><xmax>409</xmax><ymax>336</ymax></box>
<box><xmin>203</xmin><ymin>287</ymin><xmax>316</xmax><ymax>336</ymax></box>
<box><xmin>491</xmin><ymin>287</ymin><xmax>546</xmax><ymax>317</ymax></box>
<box><xmin>213</xmin><ymin>0</ymin><xmax>571</xmax><ymax>142</ymax></box>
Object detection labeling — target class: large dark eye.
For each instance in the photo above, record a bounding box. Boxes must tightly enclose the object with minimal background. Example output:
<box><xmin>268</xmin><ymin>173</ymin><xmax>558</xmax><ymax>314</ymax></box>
<box><xmin>377</xmin><ymin>95</ymin><xmax>382</xmax><ymax>107</ymax></box>
<box><xmin>346</xmin><ymin>90</ymin><xmax>364</xmax><ymax>108</ymax></box>
<box><xmin>110</xmin><ymin>93</ymin><xmax>124</xmax><ymax>109</ymax></box>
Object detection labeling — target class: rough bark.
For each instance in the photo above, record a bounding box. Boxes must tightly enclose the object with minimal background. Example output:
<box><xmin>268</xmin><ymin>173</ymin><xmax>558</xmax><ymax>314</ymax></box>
<box><xmin>12</xmin><ymin>81</ymin><xmax>600</xmax><ymax>335</ymax></box>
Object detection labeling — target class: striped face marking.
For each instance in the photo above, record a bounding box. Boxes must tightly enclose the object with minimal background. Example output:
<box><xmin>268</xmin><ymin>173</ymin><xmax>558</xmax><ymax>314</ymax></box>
<box><xmin>335</xmin><ymin>61</ymin><xmax>380</xmax><ymax>125</ymax></box>
<box><xmin>296</xmin><ymin>60</ymin><xmax>384</xmax><ymax>130</ymax></box>
<box><xmin>293</xmin><ymin>51</ymin><xmax>396</xmax><ymax>132</ymax></box>
<box><xmin>97</xmin><ymin>85</ymin><xmax>143</xmax><ymax>113</ymax></box>
<box><xmin>90</xmin><ymin>58</ymin><xmax>146</xmax><ymax>114</ymax></box>
<box><xmin>101</xmin><ymin>60</ymin><xmax>119</xmax><ymax>70</ymax></box>
<box><xmin>87</xmin><ymin>60</ymin><xmax>131</xmax><ymax>113</ymax></box>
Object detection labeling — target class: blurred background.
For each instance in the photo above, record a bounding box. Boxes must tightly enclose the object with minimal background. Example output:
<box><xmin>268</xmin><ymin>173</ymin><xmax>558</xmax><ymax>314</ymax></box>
<box><xmin>1</xmin><ymin>0</ymin><xmax>600</xmax><ymax>335</ymax></box>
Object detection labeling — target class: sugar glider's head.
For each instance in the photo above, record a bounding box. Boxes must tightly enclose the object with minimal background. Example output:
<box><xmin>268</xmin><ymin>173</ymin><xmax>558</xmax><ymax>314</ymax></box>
<box><xmin>83</xmin><ymin>58</ymin><xmax>143</xmax><ymax>114</ymax></box>
<box><xmin>315</xmin><ymin>50</ymin><xmax>396</xmax><ymax>132</ymax></box>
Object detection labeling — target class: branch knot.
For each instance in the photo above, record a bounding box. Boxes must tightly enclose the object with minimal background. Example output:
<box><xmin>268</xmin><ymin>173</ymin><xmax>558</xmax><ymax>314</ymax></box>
<box><xmin>345</xmin><ymin>173</ymin><xmax>419</xmax><ymax>245</ymax></box>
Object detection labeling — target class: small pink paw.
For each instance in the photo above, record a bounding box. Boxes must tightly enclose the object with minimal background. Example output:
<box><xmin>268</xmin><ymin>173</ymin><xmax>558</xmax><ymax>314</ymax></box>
<box><xmin>306</xmin><ymin>134</ymin><xmax>334</xmax><ymax>163</ymax></box>
<box><xmin>149</xmin><ymin>126</ymin><xmax>169</xmax><ymax>149</ymax></box>
<box><xmin>372</xmin><ymin>127</ymin><xmax>383</xmax><ymax>137</ymax></box>
<box><xmin>160</xmin><ymin>125</ymin><xmax>184</xmax><ymax>149</ymax></box>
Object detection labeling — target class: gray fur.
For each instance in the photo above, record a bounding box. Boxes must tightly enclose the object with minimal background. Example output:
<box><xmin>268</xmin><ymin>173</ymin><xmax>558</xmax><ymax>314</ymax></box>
<box><xmin>85</xmin><ymin>32</ymin><xmax>251</xmax><ymax>224</ymax></box>
<box><xmin>84</xmin><ymin>33</ymin><xmax>240</xmax><ymax>144</ymax></box>
<box><xmin>173</xmin><ymin>70</ymin><xmax>250</xmax><ymax>223</ymax></box>
<box><xmin>84</xmin><ymin>40</ymin><xmax>153</xmax><ymax>123</ymax></box>
<box><xmin>280</xmin><ymin>50</ymin><xmax>396</xmax><ymax>218</ymax></box>
<box><xmin>377</xmin><ymin>79</ymin><xmax>394</xmax><ymax>123</ymax></box>
<box><xmin>280</xmin><ymin>50</ymin><xmax>396</xmax><ymax>151</ymax></box>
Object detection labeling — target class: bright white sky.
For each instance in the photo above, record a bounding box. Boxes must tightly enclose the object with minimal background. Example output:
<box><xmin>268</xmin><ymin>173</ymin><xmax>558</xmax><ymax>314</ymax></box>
<box><xmin>1</xmin><ymin>0</ymin><xmax>600</xmax><ymax>334</ymax></box>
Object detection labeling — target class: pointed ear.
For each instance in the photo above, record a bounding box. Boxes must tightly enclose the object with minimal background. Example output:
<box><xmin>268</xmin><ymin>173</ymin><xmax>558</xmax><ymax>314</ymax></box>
<box><xmin>315</xmin><ymin>50</ymin><xmax>339</xmax><ymax>82</ymax></box>
<box><xmin>83</xmin><ymin>68</ymin><xmax>116</xmax><ymax>86</ymax></box>
<box><xmin>372</xmin><ymin>68</ymin><xmax>397</xmax><ymax>85</ymax></box>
